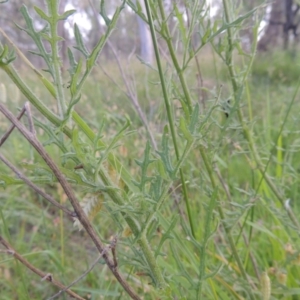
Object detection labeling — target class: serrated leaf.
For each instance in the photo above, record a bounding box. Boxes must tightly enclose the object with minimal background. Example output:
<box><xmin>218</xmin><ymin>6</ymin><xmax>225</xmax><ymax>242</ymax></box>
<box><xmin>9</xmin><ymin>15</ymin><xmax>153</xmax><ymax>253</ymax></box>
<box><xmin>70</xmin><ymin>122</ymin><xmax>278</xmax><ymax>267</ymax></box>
<box><xmin>155</xmin><ymin>215</ymin><xmax>178</xmax><ymax>257</ymax></box>
<box><xmin>174</xmin><ymin>4</ymin><xmax>187</xmax><ymax>47</ymax></box>
<box><xmin>136</xmin><ymin>55</ymin><xmax>158</xmax><ymax>71</ymax></box>
<box><xmin>157</xmin><ymin>132</ymin><xmax>175</xmax><ymax>179</ymax></box>
<box><xmin>19</xmin><ymin>5</ymin><xmax>54</xmax><ymax>74</ymax></box>
<box><xmin>73</xmin><ymin>23</ymin><xmax>90</xmax><ymax>57</ymax></box>
<box><xmin>0</xmin><ymin>45</ymin><xmax>16</xmax><ymax>65</ymax></box>
<box><xmin>203</xmin><ymin>263</ymin><xmax>223</xmax><ymax>280</ymax></box>
<box><xmin>0</xmin><ymin>44</ymin><xmax>9</xmax><ymax>59</ymax></box>
<box><xmin>189</xmin><ymin>103</ymin><xmax>199</xmax><ymax>134</ymax></box>
<box><xmin>28</xmin><ymin>50</ymin><xmax>44</xmax><ymax>57</ymax></box>
<box><xmin>96</xmin><ymin>118</ymin><xmax>131</xmax><ymax>168</ymax></box>
<box><xmin>179</xmin><ymin>116</ymin><xmax>193</xmax><ymax>142</ymax></box>
<box><xmin>201</xmin><ymin>27</ymin><xmax>211</xmax><ymax>44</ymax></box>
<box><xmin>67</xmin><ymin>47</ymin><xmax>77</xmax><ymax>75</ymax></box>
<box><xmin>0</xmin><ymin>174</ymin><xmax>22</xmax><ymax>187</ymax></box>
<box><xmin>70</xmin><ymin>57</ymin><xmax>83</xmax><ymax>96</ymax></box>
<box><xmin>149</xmin><ymin>175</ymin><xmax>163</xmax><ymax>202</ymax></box>
<box><xmin>133</xmin><ymin>141</ymin><xmax>155</xmax><ymax>192</ymax></box>
<box><xmin>87</xmin><ymin>1</ymin><xmax>125</xmax><ymax>70</ymax></box>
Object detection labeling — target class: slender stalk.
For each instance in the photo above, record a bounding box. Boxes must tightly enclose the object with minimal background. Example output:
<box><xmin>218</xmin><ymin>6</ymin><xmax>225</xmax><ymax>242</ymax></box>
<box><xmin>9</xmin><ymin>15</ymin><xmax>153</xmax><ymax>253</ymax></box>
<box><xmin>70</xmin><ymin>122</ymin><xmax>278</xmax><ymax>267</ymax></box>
<box><xmin>199</xmin><ymin>147</ymin><xmax>256</xmax><ymax>300</ymax></box>
<box><xmin>138</xmin><ymin>234</ymin><xmax>165</xmax><ymax>288</ymax></box>
<box><xmin>1</xmin><ymin>63</ymin><xmax>63</xmax><ymax>125</ymax></box>
<box><xmin>0</xmin><ymin>236</ymin><xmax>85</xmax><ymax>300</ymax></box>
<box><xmin>157</xmin><ymin>0</ymin><xmax>193</xmax><ymax>113</ymax></box>
<box><xmin>144</xmin><ymin>0</ymin><xmax>196</xmax><ymax>238</ymax></box>
<box><xmin>221</xmin><ymin>0</ymin><xmax>300</xmax><ymax>231</ymax></box>
<box><xmin>0</xmin><ymin>153</ymin><xmax>76</xmax><ymax>217</ymax></box>
<box><xmin>47</xmin><ymin>0</ymin><xmax>66</xmax><ymax>117</ymax></box>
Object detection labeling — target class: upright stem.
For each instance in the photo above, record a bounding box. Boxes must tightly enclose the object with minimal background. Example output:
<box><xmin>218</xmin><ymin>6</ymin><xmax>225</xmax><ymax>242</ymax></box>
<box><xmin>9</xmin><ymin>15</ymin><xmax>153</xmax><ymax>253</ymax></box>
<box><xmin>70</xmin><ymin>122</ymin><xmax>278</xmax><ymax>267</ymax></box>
<box><xmin>221</xmin><ymin>0</ymin><xmax>300</xmax><ymax>230</ymax></box>
<box><xmin>199</xmin><ymin>147</ymin><xmax>256</xmax><ymax>300</ymax></box>
<box><xmin>48</xmin><ymin>0</ymin><xmax>66</xmax><ymax>117</ymax></box>
<box><xmin>144</xmin><ymin>0</ymin><xmax>196</xmax><ymax>237</ymax></box>
<box><xmin>157</xmin><ymin>0</ymin><xmax>193</xmax><ymax>113</ymax></box>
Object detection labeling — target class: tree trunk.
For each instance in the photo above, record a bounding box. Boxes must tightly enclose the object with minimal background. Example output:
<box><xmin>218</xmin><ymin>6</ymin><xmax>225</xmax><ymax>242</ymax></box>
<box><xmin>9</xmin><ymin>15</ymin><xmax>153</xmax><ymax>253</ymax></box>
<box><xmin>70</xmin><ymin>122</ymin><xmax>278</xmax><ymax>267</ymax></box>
<box><xmin>257</xmin><ymin>0</ymin><xmax>285</xmax><ymax>51</ymax></box>
<box><xmin>136</xmin><ymin>0</ymin><xmax>153</xmax><ymax>63</ymax></box>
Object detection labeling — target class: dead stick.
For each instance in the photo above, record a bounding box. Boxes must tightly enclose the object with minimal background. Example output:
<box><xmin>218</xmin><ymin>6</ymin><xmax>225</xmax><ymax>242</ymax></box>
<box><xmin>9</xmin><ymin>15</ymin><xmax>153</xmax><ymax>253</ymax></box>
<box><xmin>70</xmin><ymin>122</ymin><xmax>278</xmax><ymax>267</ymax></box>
<box><xmin>0</xmin><ymin>153</ymin><xmax>76</xmax><ymax>217</ymax></box>
<box><xmin>0</xmin><ymin>102</ymin><xmax>141</xmax><ymax>300</ymax></box>
<box><xmin>0</xmin><ymin>105</ymin><xmax>26</xmax><ymax>146</ymax></box>
<box><xmin>0</xmin><ymin>235</ymin><xmax>85</xmax><ymax>300</ymax></box>
<box><xmin>48</xmin><ymin>236</ymin><xmax>118</xmax><ymax>300</ymax></box>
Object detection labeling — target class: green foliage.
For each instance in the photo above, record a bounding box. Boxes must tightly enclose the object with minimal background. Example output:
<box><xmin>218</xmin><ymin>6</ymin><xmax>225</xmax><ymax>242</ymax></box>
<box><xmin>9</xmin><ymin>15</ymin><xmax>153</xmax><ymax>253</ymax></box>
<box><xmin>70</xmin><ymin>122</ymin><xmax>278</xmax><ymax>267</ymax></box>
<box><xmin>0</xmin><ymin>0</ymin><xmax>300</xmax><ymax>299</ymax></box>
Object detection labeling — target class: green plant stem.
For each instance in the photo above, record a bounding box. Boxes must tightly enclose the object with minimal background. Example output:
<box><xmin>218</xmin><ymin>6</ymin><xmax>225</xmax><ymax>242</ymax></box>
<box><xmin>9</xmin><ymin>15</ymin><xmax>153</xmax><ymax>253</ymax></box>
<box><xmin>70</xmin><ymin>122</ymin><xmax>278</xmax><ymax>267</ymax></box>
<box><xmin>47</xmin><ymin>0</ymin><xmax>67</xmax><ymax>117</ymax></box>
<box><xmin>221</xmin><ymin>0</ymin><xmax>300</xmax><ymax>231</ymax></box>
<box><xmin>157</xmin><ymin>0</ymin><xmax>193</xmax><ymax>114</ymax></box>
<box><xmin>138</xmin><ymin>234</ymin><xmax>166</xmax><ymax>288</ymax></box>
<box><xmin>1</xmin><ymin>63</ymin><xmax>63</xmax><ymax>124</ymax></box>
<box><xmin>199</xmin><ymin>146</ymin><xmax>256</xmax><ymax>300</ymax></box>
<box><xmin>98</xmin><ymin>167</ymin><xmax>165</xmax><ymax>287</ymax></box>
<box><xmin>144</xmin><ymin>0</ymin><xmax>196</xmax><ymax>238</ymax></box>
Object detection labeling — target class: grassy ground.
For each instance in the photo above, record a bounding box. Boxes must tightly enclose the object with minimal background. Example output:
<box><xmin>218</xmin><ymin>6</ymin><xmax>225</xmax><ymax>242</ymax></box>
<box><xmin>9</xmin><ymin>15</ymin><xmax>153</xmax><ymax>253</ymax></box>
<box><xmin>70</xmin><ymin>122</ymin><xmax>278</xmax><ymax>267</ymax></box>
<box><xmin>1</xmin><ymin>49</ymin><xmax>300</xmax><ymax>299</ymax></box>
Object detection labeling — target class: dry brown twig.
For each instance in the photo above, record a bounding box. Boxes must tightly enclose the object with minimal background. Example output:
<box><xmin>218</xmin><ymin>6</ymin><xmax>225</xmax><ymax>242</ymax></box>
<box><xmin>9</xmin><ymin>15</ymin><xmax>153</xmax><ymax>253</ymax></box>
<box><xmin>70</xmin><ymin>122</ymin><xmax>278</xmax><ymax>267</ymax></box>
<box><xmin>0</xmin><ymin>153</ymin><xmax>76</xmax><ymax>217</ymax></box>
<box><xmin>48</xmin><ymin>236</ymin><xmax>118</xmax><ymax>300</ymax></box>
<box><xmin>0</xmin><ymin>102</ymin><xmax>141</xmax><ymax>300</ymax></box>
<box><xmin>0</xmin><ymin>236</ymin><xmax>85</xmax><ymax>300</ymax></box>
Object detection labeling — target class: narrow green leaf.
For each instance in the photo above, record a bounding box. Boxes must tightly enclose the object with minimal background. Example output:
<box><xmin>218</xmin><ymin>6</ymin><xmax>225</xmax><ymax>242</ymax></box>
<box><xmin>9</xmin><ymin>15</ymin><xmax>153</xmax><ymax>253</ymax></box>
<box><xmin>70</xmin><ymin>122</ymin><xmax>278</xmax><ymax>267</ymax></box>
<box><xmin>189</xmin><ymin>103</ymin><xmax>199</xmax><ymax>134</ymax></box>
<box><xmin>34</xmin><ymin>6</ymin><xmax>50</xmax><ymax>21</ymax></box>
<box><xmin>100</xmin><ymin>0</ymin><xmax>111</xmax><ymax>26</ymax></box>
<box><xmin>73</xmin><ymin>23</ymin><xmax>90</xmax><ymax>57</ymax></box>
<box><xmin>157</xmin><ymin>132</ymin><xmax>175</xmax><ymax>179</ymax></box>
<box><xmin>70</xmin><ymin>57</ymin><xmax>83</xmax><ymax>96</ymax></box>
<box><xmin>67</xmin><ymin>47</ymin><xmax>77</xmax><ymax>75</ymax></box>
<box><xmin>133</xmin><ymin>141</ymin><xmax>155</xmax><ymax>192</ymax></box>
<box><xmin>155</xmin><ymin>215</ymin><xmax>178</xmax><ymax>257</ymax></box>
<box><xmin>59</xmin><ymin>9</ymin><xmax>76</xmax><ymax>20</ymax></box>
<box><xmin>174</xmin><ymin>4</ymin><xmax>187</xmax><ymax>47</ymax></box>
<box><xmin>179</xmin><ymin>116</ymin><xmax>193</xmax><ymax>142</ymax></box>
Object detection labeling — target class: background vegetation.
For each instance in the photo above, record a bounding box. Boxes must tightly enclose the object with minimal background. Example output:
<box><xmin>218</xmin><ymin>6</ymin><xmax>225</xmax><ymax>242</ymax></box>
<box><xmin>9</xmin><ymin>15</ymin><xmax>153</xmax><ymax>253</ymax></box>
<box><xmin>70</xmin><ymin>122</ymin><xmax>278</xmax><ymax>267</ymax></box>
<box><xmin>1</xmin><ymin>0</ymin><xmax>300</xmax><ymax>300</ymax></box>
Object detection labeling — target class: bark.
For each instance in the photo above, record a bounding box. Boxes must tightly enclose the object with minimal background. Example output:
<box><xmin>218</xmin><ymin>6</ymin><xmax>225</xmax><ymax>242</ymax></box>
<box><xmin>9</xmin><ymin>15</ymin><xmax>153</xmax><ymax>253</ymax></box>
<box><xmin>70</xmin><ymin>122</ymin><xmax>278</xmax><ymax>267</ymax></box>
<box><xmin>258</xmin><ymin>0</ymin><xmax>285</xmax><ymax>51</ymax></box>
<box><xmin>136</xmin><ymin>0</ymin><xmax>153</xmax><ymax>63</ymax></box>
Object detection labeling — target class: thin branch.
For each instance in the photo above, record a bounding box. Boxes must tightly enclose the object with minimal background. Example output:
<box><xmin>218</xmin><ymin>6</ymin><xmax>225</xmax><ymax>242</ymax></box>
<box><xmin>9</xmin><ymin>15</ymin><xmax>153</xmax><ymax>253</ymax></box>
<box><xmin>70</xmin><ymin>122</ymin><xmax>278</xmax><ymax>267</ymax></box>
<box><xmin>0</xmin><ymin>235</ymin><xmax>85</xmax><ymax>300</ymax></box>
<box><xmin>0</xmin><ymin>153</ymin><xmax>76</xmax><ymax>217</ymax></box>
<box><xmin>0</xmin><ymin>103</ymin><xmax>75</xmax><ymax>217</ymax></box>
<box><xmin>111</xmin><ymin>236</ymin><xmax>118</xmax><ymax>268</ymax></box>
<box><xmin>48</xmin><ymin>236</ymin><xmax>118</xmax><ymax>300</ymax></box>
<box><xmin>24</xmin><ymin>102</ymin><xmax>36</xmax><ymax>135</ymax></box>
<box><xmin>0</xmin><ymin>105</ymin><xmax>26</xmax><ymax>146</ymax></box>
<box><xmin>0</xmin><ymin>102</ymin><xmax>141</xmax><ymax>300</ymax></box>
